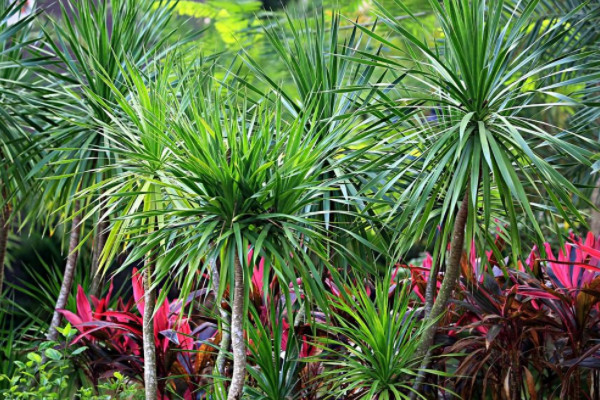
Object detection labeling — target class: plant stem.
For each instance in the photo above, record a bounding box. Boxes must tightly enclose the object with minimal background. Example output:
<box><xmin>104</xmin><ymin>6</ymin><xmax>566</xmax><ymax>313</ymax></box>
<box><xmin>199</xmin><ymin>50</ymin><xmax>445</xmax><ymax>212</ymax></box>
<box><xmin>211</xmin><ymin>258</ymin><xmax>230</xmax><ymax>377</ymax></box>
<box><xmin>217</xmin><ymin>309</ymin><xmax>231</xmax><ymax>372</ymax></box>
<box><xmin>412</xmin><ymin>192</ymin><xmax>469</xmax><ymax>390</ymax></box>
<box><xmin>0</xmin><ymin>204</ymin><xmax>10</xmax><ymax>296</ymax></box>
<box><xmin>227</xmin><ymin>254</ymin><xmax>246</xmax><ymax>400</ymax></box>
<box><xmin>409</xmin><ymin>256</ymin><xmax>440</xmax><ymax>398</ymax></box>
<box><xmin>47</xmin><ymin>201</ymin><xmax>82</xmax><ymax>342</ymax></box>
<box><xmin>510</xmin><ymin>348</ymin><xmax>522</xmax><ymax>400</ymax></box>
<box><xmin>423</xmin><ymin>258</ymin><xmax>440</xmax><ymax>318</ymax></box>
<box><xmin>143</xmin><ymin>261</ymin><xmax>158</xmax><ymax>400</ymax></box>
<box><xmin>90</xmin><ymin>206</ymin><xmax>108</xmax><ymax>297</ymax></box>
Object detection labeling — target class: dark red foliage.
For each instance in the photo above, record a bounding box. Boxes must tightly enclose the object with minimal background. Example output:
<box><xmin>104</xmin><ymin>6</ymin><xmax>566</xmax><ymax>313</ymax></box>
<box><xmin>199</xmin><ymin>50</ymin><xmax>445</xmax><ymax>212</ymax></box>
<box><xmin>410</xmin><ymin>232</ymin><xmax>600</xmax><ymax>399</ymax></box>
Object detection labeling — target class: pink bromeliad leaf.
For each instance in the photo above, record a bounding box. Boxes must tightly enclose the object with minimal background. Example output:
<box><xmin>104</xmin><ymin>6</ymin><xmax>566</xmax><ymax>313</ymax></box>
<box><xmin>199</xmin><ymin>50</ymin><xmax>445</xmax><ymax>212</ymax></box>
<box><xmin>251</xmin><ymin>256</ymin><xmax>265</xmax><ymax>296</ymax></box>
<box><xmin>516</xmin><ymin>286</ymin><xmax>559</xmax><ymax>300</ymax></box>
<box><xmin>58</xmin><ymin>309</ymin><xmax>83</xmax><ymax>327</ymax></box>
<box><xmin>154</xmin><ymin>299</ymin><xmax>171</xmax><ymax>352</ymax></box>
<box><xmin>470</xmin><ymin>243</ymin><xmax>477</xmax><ymax>273</ymax></box>
<box><xmin>525</xmin><ymin>234</ymin><xmax>600</xmax><ymax>293</ymax></box>
<box><xmin>525</xmin><ymin>245</ymin><xmax>538</xmax><ymax>271</ymax></box>
<box><xmin>401</xmin><ymin>253</ymin><xmax>437</xmax><ymax>302</ymax></box>
<box><xmin>90</xmin><ymin>280</ymin><xmax>113</xmax><ymax>314</ymax></box>
<box><xmin>98</xmin><ymin>310</ymin><xmax>141</xmax><ymax>325</ymax></box>
<box><xmin>546</xmin><ymin>243</ymin><xmax>597</xmax><ymax>290</ymax></box>
<box><xmin>176</xmin><ymin>321</ymin><xmax>194</xmax><ymax>351</ymax></box>
<box><xmin>569</xmin><ymin>233</ymin><xmax>600</xmax><ymax>266</ymax></box>
<box><xmin>280</xmin><ymin>319</ymin><xmax>315</xmax><ymax>359</ymax></box>
<box><xmin>132</xmin><ymin>268</ymin><xmax>145</xmax><ymax>316</ymax></box>
<box><xmin>76</xmin><ymin>285</ymin><xmax>93</xmax><ymax>323</ymax></box>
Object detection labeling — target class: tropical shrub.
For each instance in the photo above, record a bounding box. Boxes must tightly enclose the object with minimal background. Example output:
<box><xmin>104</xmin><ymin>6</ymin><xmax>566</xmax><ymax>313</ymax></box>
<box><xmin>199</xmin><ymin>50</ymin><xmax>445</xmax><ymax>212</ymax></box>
<box><xmin>58</xmin><ymin>269</ymin><xmax>218</xmax><ymax>399</ymax></box>
<box><xmin>405</xmin><ymin>232</ymin><xmax>600</xmax><ymax>399</ymax></box>
<box><xmin>318</xmin><ymin>280</ymin><xmax>445</xmax><ymax>399</ymax></box>
<box><xmin>358</xmin><ymin>1</ymin><xmax>598</xmax><ymax>389</ymax></box>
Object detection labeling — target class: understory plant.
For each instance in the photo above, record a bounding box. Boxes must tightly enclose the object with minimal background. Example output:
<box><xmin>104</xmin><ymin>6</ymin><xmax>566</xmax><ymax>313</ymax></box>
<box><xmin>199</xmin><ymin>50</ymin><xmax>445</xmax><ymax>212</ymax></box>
<box><xmin>0</xmin><ymin>323</ymin><xmax>142</xmax><ymax>399</ymax></box>
<box><xmin>0</xmin><ymin>0</ymin><xmax>46</xmax><ymax>296</ymax></box>
<box><xmin>40</xmin><ymin>0</ymin><xmax>178</xmax><ymax>346</ymax></box>
<box><xmin>57</xmin><ymin>269</ymin><xmax>218</xmax><ymax>399</ymax></box>
<box><xmin>405</xmin><ymin>232</ymin><xmax>600</xmax><ymax>398</ymax></box>
<box><xmin>318</xmin><ymin>279</ymin><xmax>445</xmax><ymax>399</ymax></box>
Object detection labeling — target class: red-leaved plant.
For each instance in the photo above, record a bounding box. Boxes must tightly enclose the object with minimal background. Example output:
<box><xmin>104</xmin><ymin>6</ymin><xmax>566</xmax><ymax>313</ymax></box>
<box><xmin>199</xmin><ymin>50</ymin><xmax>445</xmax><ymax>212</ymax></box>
<box><xmin>410</xmin><ymin>232</ymin><xmax>600</xmax><ymax>399</ymax></box>
<box><xmin>58</xmin><ymin>268</ymin><xmax>219</xmax><ymax>399</ymax></box>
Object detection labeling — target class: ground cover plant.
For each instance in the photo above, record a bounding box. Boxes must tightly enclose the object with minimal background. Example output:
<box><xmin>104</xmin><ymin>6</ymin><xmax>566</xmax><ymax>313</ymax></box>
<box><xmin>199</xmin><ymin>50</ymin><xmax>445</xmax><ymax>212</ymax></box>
<box><xmin>1</xmin><ymin>0</ymin><xmax>600</xmax><ymax>399</ymax></box>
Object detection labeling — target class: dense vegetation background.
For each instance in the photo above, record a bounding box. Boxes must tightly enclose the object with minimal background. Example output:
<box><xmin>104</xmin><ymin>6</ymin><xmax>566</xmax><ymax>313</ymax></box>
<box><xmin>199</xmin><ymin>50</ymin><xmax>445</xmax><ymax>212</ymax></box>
<box><xmin>1</xmin><ymin>0</ymin><xmax>599</xmax><ymax>399</ymax></box>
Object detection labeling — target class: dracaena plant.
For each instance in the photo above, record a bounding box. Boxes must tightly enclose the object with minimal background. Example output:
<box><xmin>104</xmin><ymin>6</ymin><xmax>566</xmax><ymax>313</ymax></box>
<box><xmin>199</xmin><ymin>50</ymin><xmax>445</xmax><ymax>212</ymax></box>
<box><xmin>36</xmin><ymin>0</ymin><xmax>177</xmax><ymax>344</ymax></box>
<box><xmin>521</xmin><ymin>0</ymin><xmax>600</xmax><ymax>230</ymax></box>
<box><xmin>356</xmin><ymin>0</ymin><xmax>599</xmax><ymax>386</ymax></box>
<box><xmin>93</xmin><ymin>58</ymin><xmax>357</xmax><ymax>398</ymax></box>
<box><xmin>134</xmin><ymin>95</ymin><xmax>347</xmax><ymax>400</ymax></box>
<box><xmin>81</xmin><ymin>55</ymin><xmax>194</xmax><ymax>400</ymax></box>
<box><xmin>317</xmin><ymin>279</ymin><xmax>445</xmax><ymax>400</ymax></box>
<box><xmin>239</xmin><ymin>10</ymin><xmax>402</xmax><ymax>277</ymax></box>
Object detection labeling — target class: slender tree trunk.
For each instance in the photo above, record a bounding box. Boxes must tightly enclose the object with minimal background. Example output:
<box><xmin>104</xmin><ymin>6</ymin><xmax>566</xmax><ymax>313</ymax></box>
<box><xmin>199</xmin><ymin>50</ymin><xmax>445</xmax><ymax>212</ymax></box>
<box><xmin>0</xmin><ymin>204</ymin><xmax>10</xmax><ymax>296</ymax></box>
<box><xmin>409</xmin><ymin>256</ymin><xmax>441</xmax><ymax>399</ymax></box>
<box><xmin>47</xmin><ymin>201</ymin><xmax>82</xmax><ymax>342</ymax></box>
<box><xmin>89</xmin><ymin>210</ymin><xmax>108</xmax><ymax>297</ymax></box>
<box><xmin>412</xmin><ymin>192</ymin><xmax>469</xmax><ymax>393</ymax></box>
<box><xmin>510</xmin><ymin>348</ymin><xmax>522</xmax><ymax>400</ymax></box>
<box><xmin>211</xmin><ymin>258</ymin><xmax>230</xmax><ymax>377</ymax></box>
<box><xmin>592</xmin><ymin>370</ymin><xmax>599</xmax><ymax>400</ymax></box>
<box><xmin>423</xmin><ymin>258</ymin><xmax>439</xmax><ymax>317</ymax></box>
<box><xmin>227</xmin><ymin>255</ymin><xmax>246</xmax><ymax>400</ymax></box>
<box><xmin>143</xmin><ymin>261</ymin><xmax>158</xmax><ymax>400</ymax></box>
<box><xmin>90</xmin><ymin>152</ymin><xmax>107</xmax><ymax>297</ymax></box>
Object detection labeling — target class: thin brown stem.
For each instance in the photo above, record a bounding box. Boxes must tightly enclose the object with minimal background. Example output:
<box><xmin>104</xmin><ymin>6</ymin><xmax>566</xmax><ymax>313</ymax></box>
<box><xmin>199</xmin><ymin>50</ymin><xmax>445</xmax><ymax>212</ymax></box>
<box><xmin>211</xmin><ymin>258</ymin><xmax>230</xmax><ymax>377</ymax></box>
<box><xmin>412</xmin><ymin>192</ymin><xmax>469</xmax><ymax>394</ymax></box>
<box><xmin>423</xmin><ymin>258</ymin><xmax>440</xmax><ymax>318</ymax></box>
<box><xmin>90</xmin><ymin>206</ymin><xmax>108</xmax><ymax>297</ymax></box>
<box><xmin>47</xmin><ymin>201</ymin><xmax>82</xmax><ymax>342</ymax></box>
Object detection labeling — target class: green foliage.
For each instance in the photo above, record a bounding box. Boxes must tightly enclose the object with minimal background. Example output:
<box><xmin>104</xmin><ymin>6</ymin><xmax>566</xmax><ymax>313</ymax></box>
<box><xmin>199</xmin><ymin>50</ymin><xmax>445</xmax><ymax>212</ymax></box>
<box><xmin>0</xmin><ymin>323</ymin><xmax>142</xmax><ymax>399</ymax></box>
<box><xmin>0</xmin><ymin>0</ymin><xmax>46</xmax><ymax>213</ymax></box>
<box><xmin>36</xmin><ymin>0</ymin><xmax>178</xmax><ymax>223</ymax></box>
<box><xmin>238</xmin><ymin>9</ymin><xmax>403</xmax><ymax>275</ymax></box>
<box><xmin>77</xmin><ymin>373</ymin><xmax>144</xmax><ymax>400</ymax></box>
<box><xmin>0</xmin><ymin>298</ymin><xmax>37</xmax><ymax>391</ymax></box>
<box><xmin>318</xmin><ymin>280</ymin><xmax>446</xmax><ymax>399</ymax></box>
<box><xmin>245</xmin><ymin>304</ymin><xmax>305</xmax><ymax>400</ymax></box>
<box><xmin>358</xmin><ymin>0</ymin><xmax>599</xmax><ymax>266</ymax></box>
